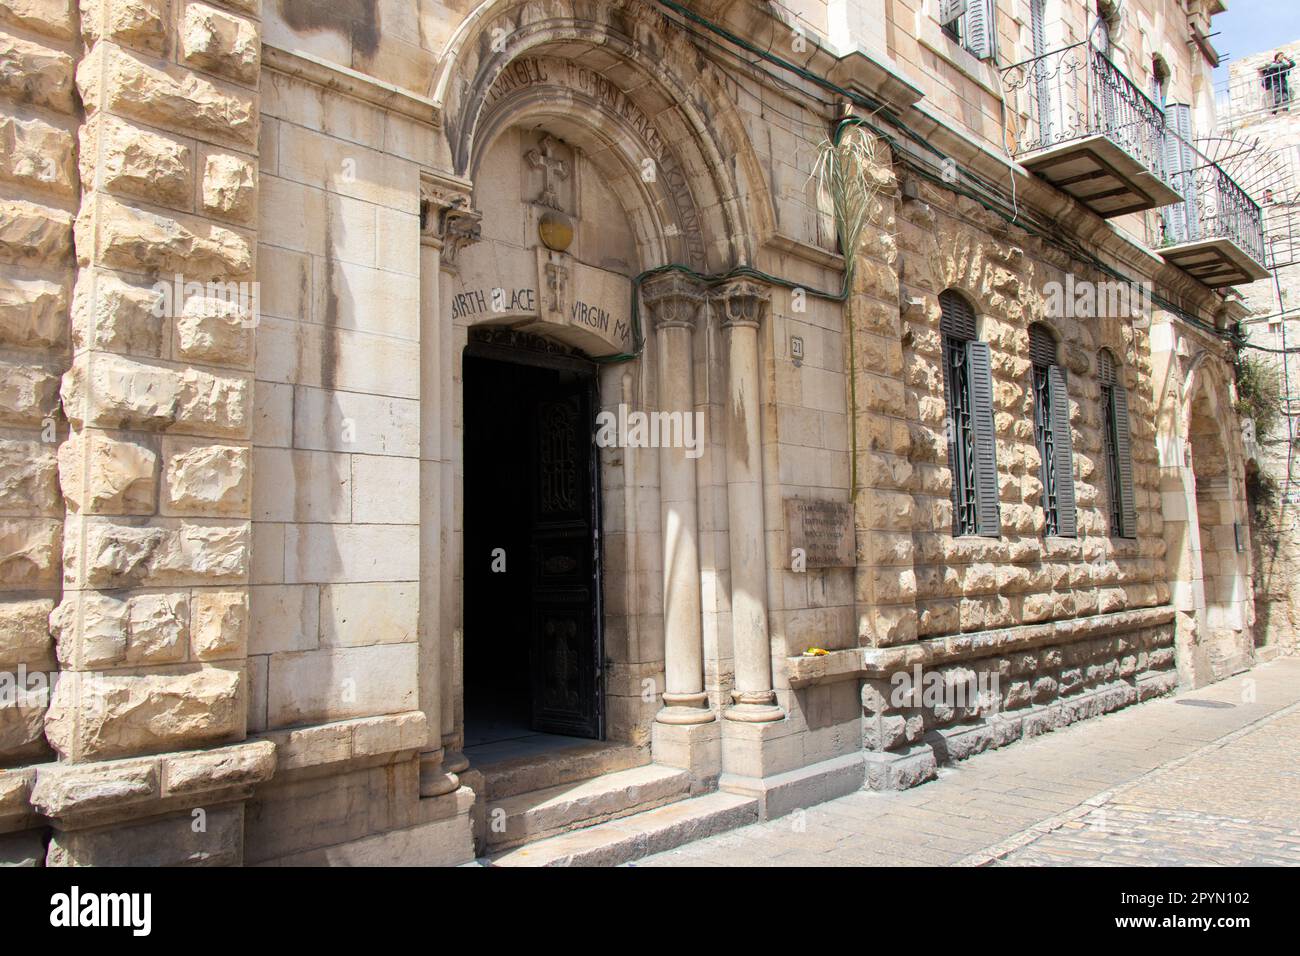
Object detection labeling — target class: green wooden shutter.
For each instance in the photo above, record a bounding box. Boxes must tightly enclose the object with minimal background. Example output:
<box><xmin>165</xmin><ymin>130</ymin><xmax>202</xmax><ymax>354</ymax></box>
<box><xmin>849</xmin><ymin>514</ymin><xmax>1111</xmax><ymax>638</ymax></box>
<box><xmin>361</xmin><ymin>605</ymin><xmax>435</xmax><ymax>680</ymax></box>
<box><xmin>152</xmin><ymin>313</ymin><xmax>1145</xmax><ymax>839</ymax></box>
<box><xmin>968</xmin><ymin>341</ymin><xmax>1000</xmax><ymax>537</ymax></box>
<box><xmin>1048</xmin><ymin>365</ymin><xmax>1077</xmax><ymax>537</ymax></box>
<box><xmin>1111</xmin><ymin>384</ymin><xmax>1138</xmax><ymax>538</ymax></box>
<box><xmin>964</xmin><ymin>0</ymin><xmax>997</xmax><ymax>61</ymax></box>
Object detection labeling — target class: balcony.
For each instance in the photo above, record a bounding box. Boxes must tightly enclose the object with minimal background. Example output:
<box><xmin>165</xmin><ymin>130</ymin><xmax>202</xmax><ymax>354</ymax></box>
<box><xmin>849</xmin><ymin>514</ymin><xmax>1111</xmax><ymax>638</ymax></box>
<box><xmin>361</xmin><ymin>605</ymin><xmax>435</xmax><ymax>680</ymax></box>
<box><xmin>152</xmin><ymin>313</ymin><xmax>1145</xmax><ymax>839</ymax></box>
<box><xmin>1001</xmin><ymin>41</ymin><xmax>1181</xmax><ymax>217</ymax></box>
<box><xmin>1158</xmin><ymin>146</ymin><xmax>1269</xmax><ymax>286</ymax></box>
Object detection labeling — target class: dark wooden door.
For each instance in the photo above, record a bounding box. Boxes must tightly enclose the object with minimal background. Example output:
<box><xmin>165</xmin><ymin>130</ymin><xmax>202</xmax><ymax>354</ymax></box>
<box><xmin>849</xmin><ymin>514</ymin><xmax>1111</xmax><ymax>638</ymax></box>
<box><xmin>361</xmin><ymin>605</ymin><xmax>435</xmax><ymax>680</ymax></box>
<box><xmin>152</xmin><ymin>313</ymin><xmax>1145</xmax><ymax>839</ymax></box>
<box><xmin>528</xmin><ymin>372</ymin><xmax>603</xmax><ymax>738</ymax></box>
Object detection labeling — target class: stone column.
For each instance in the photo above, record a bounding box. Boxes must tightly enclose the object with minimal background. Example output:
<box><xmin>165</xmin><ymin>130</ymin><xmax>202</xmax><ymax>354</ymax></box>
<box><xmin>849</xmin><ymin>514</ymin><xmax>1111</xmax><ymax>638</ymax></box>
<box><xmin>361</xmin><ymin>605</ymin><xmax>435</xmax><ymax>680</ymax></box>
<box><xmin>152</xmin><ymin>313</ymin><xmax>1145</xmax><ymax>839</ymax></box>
<box><xmin>714</xmin><ymin>280</ymin><xmax>783</xmax><ymax>722</ymax></box>
<box><xmin>30</xmin><ymin>0</ymin><xmax>274</xmax><ymax>865</ymax></box>
<box><xmin>416</xmin><ymin>176</ymin><xmax>477</xmax><ymax>797</ymax></box>
<box><xmin>434</xmin><ymin>192</ymin><xmax>480</xmax><ymax>778</ymax></box>
<box><xmin>642</xmin><ymin>273</ymin><xmax>713</xmax><ymax>725</ymax></box>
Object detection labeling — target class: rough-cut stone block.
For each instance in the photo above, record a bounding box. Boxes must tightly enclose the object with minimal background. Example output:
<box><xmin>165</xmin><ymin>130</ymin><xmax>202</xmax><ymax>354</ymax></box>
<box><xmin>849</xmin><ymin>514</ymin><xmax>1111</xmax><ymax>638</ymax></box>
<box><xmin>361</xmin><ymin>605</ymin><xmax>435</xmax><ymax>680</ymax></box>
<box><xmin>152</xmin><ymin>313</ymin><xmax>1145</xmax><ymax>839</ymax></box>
<box><xmin>181</xmin><ymin>2</ymin><xmax>259</xmax><ymax>85</ymax></box>
<box><xmin>190</xmin><ymin>588</ymin><xmax>246</xmax><ymax>660</ymax></box>
<box><xmin>78</xmin><ymin>43</ymin><xmax>257</xmax><ymax>149</ymax></box>
<box><xmin>161</xmin><ymin>440</ymin><xmax>249</xmax><ymax>516</ymax></box>
<box><xmin>44</xmin><ymin>664</ymin><xmax>244</xmax><ymax>760</ymax></box>
<box><xmin>0</xmin><ymin>359</ymin><xmax>60</xmax><ymax>426</ymax></box>
<box><xmin>57</xmin><ymin>431</ymin><xmax>157</xmax><ymax>515</ymax></box>
<box><xmin>200</xmin><ymin>150</ymin><xmax>256</xmax><ymax>224</ymax></box>
<box><xmin>161</xmin><ymin>739</ymin><xmax>272</xmax><ymax>796</ymax></box>
<box><xmin>50</xmin><ymin>590</ymin><xmax>189</xmax><ymax>668</ymax></box>
<box><xmin>0</xmin><ymin>200</ymin><xmax>71</xmax><ymax>267</ymax></box>
<box><xmin>863</xmin><ymin>745</ymin><xmax>937</xmax><ymax>790</ymax></box>
<box><xmin>175</xmin><ymin>291</ymin><xmax>253</xmax><ymax>365</ymax></box>
<box><xmin>62</xmin><ymin>353</ymin><xmax>252</xmax><ymax>438</ymax></box>
<box><xmin>79</xmin><ymin>0</ymin><xmax>169</xmax><ymax>54</ymax></box>
<box><xmin>75</xmin><ymin>195</ymin><xmax>253</xmax><ymax>280</ymax></box>
<box><xmin>30</xmin><ymin>757</ymin><xmax>158</xmax><ymax>817</ymax></box>
<box><xmin>0</xmin><ymin>692</ymin><xmax>47</xmax><ymax>758</ymax></box>
<box><xmin>0</xmin><ymin>30</ymin><xmax>74</xmax><ymax>111</ymax></box>
<box><xmin>0</xmin><ymin>114</ymin><xmax>75</xmax><ymax>196</ymax></box>
<box><xmin>0</xmin><ymin>438</ymin><xmax>60</xmax><ymax>516</ymax></box>
<box><xmin>65</xmin><ymin>516</ymin><xmax>249</xmax><ymax>589</ymax></box>
<box><xmin>81</xmin><ymin>114</ymin><xmax>192</xmax><ymax>208</ymax></box>
<box><xmin>0</xmin><ymin>275</ymin><xmax>66</xmax><ymax>349</ymax></box>
<box><xmin>0</xmin><ymin>517</ymin><xmax>60</xmax><ymax>587</ymax></box>
<box><xmin>266</xmin><ymin>643</ymin><xmax>418</xmax><ymax>727</ymax></box>
<box><xmin>71</xmin><ymin>270</ymin><xmax>165</xmax><ymax>356</ymax></box>
<box><xmin>0</xmin><ymin>0</ymin><xmax>77</xmax><ymax>41</ymax></box>
<box><xmin>0</xmin><ymin>597</ymin><xmax>53</xmax><ymax>665</ymax></box>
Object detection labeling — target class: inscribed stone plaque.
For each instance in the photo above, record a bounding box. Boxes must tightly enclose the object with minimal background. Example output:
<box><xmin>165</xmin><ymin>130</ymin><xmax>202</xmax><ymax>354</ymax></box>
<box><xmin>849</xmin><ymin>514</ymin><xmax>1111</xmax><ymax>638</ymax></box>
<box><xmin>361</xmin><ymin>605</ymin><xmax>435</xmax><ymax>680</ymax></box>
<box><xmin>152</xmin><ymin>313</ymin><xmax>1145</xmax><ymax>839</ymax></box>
<box><xmin>785</xmin><ymin>498</ymin><xmax>855</xmax><ymax>568</ymax></box>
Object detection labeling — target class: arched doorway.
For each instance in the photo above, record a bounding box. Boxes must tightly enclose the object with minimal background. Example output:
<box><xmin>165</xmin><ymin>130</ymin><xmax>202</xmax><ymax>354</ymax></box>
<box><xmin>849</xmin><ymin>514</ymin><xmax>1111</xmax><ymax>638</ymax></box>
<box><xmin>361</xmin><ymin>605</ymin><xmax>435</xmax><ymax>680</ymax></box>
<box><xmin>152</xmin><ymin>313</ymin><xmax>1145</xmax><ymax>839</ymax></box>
<box><xmin>1186</xmin><ymin>377</ymin><xmax>1254</xmax><ymax>678</ymax></box>
<box><xmin>458</xmin><ymin>120</ymin><xmax>645</xmax><ymax>747</ymax></box>
<box><xmin>427</xmin><ymin>5</ymin><xmax>770</xmax><ymax>765</ymax></box>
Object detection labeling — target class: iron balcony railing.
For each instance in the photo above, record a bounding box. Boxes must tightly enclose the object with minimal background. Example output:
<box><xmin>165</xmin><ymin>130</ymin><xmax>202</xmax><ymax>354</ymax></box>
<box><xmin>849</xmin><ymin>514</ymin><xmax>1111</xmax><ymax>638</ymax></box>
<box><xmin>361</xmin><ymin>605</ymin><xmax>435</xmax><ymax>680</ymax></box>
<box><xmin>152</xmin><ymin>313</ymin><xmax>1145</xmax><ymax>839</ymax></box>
<box><xmin>1161</xmin><ymin>135</ymin><xmax>1267</xmax><ymax>267</ymax></box>
<box><xmin>1001</xmin><ymin>41</ymin><xmax>1172</xmax><ymax>185</ymax></box>
<box><xmin>1215</xmin><ymin>65</ymin><xmax>1298</xmax><ymax>127</ymax></box>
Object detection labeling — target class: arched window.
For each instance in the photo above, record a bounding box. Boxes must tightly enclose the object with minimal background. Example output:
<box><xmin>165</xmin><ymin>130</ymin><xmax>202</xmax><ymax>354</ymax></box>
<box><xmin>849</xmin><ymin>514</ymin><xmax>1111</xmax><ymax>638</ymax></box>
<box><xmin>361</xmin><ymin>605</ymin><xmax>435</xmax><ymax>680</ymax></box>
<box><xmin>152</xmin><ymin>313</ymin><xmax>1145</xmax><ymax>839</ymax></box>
<box><xmin>1150</xmin><ymin>54</ymin><xmax>1170</xmax><ymax>106</ymax></box>
<box><xmin>1030</xmin><ymin>324</ymin><xmax>1077</xmax><ymax>536</ymax></box>
<box><xmin>940</xmin><ymin>291</ymin><xmax>999</xmax><ymax>537</ymax></box>
<box><xmin>1099</xmin><ymin>348</ymin><xmax>1137</xmax><ymax>537</ymax></box>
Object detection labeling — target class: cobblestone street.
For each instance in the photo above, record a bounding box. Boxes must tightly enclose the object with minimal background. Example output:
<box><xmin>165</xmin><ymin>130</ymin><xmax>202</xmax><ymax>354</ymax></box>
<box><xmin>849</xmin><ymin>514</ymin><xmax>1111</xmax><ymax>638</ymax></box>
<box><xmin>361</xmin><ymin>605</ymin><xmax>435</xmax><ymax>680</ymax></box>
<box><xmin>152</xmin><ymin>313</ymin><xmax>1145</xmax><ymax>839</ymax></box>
<box><xmin>637</xmin><ymin>658</ymin><xmax>1300</xmax><ymax>867</ymax></box>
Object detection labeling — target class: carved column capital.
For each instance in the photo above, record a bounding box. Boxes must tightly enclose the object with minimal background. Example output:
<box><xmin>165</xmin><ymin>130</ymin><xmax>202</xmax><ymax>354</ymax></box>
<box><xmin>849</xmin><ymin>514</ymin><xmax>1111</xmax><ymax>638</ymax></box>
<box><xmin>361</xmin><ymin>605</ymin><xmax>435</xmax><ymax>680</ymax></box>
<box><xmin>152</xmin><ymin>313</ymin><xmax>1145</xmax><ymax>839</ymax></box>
<box><xmin>419</xmin><ymin>174</ymin><xmax>481</xmax><ymax>262</ymax></box>
<box><xmin>641</xmin><ymin>271</ymin><xmax>708</xmax><ymax>332</ymax></box>
<box><xmin>711</xmin><ymin>277</ymin><xmax>771</xmax><ymax>330</ymax></box>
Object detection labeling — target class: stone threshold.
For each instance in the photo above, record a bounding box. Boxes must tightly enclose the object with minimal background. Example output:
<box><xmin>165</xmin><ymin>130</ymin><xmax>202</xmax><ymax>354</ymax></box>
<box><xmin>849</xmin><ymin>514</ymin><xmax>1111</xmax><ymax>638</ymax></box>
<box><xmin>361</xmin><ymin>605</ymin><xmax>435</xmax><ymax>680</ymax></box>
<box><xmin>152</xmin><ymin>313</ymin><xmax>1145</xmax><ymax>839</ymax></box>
<box><xmin>787</xmin><ymin>604</ymin><xmax>1177</xmax><ymax>687</ymax></box>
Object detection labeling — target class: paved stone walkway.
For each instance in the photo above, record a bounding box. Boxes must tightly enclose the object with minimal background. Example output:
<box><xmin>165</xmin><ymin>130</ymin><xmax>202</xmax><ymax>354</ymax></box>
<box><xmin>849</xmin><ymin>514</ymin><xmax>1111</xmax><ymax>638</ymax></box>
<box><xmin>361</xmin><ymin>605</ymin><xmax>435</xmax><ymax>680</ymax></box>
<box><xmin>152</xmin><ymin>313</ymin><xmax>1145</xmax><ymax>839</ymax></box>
<box><xmin>637</xmin><ymin>658</ymin><xmax>1300</xmax><ymax>867</ymax></box>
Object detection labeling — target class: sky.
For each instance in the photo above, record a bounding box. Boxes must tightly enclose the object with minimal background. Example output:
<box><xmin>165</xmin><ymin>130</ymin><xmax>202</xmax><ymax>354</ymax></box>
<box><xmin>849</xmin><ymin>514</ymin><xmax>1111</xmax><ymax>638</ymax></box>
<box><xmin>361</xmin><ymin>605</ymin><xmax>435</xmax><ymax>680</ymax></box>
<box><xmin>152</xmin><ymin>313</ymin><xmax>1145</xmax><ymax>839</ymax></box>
<box><xmin>1212</xmin><ymin>0</ymin><xmax>1300</xmax><ymax>84</ymax></box>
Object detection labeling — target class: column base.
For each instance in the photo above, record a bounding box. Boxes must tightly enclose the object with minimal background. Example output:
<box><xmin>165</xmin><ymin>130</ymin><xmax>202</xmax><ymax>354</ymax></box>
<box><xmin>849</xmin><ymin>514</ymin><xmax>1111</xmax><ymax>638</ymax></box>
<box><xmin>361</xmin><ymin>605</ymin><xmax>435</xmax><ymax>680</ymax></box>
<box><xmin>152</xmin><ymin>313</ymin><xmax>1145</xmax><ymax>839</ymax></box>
<box><xmin>657</xmin><ymin>690</ymin><xmax>713</xmax><ymax>724</ymax></box>
<box><xmin>656</xmin><ymin>687</ymin><xmax>713</xmax><ymax>724</ymax></box>
<box><xmin>724</xmin><ymin>702</ymin><xmax>785</xmax><ymax>723</ymax></box>
<box><xmin>418</xmin><ymin>749</ymin><xmax>460</xmax><ymax>798</ymax></box>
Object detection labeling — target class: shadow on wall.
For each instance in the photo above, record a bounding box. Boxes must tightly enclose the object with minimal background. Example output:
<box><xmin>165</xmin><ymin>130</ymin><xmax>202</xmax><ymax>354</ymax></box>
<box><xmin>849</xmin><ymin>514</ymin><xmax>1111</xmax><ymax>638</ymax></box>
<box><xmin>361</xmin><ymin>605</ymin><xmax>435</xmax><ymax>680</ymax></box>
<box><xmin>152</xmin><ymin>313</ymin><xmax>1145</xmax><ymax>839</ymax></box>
<box><xmin>279</xmin><ymin>0</ymin><xmax>381</xmax><ymax>59</ymax></box>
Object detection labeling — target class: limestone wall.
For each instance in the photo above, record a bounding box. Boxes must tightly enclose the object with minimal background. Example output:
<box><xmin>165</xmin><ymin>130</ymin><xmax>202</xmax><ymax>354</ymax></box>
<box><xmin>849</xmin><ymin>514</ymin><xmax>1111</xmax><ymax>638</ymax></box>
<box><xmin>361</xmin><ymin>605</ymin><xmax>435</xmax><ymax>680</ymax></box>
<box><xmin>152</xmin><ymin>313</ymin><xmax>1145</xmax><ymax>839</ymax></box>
<box><xmin>0</xmin><ymin>0</ymin><xmax>78</xmax><ymax>776</ymax></box>
<box><xmin>250</xmin><ymin>60</ymin><xmax>427</xmax><ymax>735</ymax></box>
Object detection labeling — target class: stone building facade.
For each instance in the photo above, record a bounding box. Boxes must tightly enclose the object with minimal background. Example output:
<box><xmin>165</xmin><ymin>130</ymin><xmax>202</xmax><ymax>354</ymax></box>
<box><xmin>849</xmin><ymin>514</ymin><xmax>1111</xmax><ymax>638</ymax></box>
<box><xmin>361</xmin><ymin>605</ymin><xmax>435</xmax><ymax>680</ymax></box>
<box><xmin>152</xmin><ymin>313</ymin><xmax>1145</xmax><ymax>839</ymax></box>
<box><xmin>0</xmin><ymin>0</ymin><xmax>1269</xmax><ymax>866</ymax></box>
<box><xmin>1220</xmin><ymin>38</ymin><xmax>1300</xmax><ymax>655</ymax></box>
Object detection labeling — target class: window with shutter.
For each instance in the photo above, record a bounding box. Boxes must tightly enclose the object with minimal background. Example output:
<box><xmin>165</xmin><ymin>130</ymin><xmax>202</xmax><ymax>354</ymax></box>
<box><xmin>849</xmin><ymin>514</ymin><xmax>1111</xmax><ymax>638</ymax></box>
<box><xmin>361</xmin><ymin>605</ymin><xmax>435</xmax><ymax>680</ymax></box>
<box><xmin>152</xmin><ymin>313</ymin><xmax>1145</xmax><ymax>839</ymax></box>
<box><xmin>1099</xmin><ymin>349</ymin><xmax>1137</xmax><ymax>538</ymax></box>
<box><xmin>1030</xmin><ymin>324</ymin><xmax>1076</xmax><ymax>537</ymax></box>
<box><xmin>940</xmin><ymin>291</ymin><xmax>998</xmax><ymax>537</ymax></box>
<box><xmin>962</xmin><ymin>0</ymin><xmax>997</xmax><ymax>61</ymax></box>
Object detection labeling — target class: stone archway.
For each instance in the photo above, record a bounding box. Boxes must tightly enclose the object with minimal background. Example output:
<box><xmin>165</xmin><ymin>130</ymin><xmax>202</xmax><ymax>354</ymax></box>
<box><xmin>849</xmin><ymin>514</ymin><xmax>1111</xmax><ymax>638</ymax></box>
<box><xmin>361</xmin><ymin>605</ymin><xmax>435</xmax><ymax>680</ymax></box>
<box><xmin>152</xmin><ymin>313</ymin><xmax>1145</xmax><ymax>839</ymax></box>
<box><xmin>1185</xmin><ymin>373</ymin><xmax>1254</xmax><ymax>679</ymax></box>
<box><xmin>417</xmin><ymin>0</ymin><xmax>777</xmax><ymax>792</ymax></box>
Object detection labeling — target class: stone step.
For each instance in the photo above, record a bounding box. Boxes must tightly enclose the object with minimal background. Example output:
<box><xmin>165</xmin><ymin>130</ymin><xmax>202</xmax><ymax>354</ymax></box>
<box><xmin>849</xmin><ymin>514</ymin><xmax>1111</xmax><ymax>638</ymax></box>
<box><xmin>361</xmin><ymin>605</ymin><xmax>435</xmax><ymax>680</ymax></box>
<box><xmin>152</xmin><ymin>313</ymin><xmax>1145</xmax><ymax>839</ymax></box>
<box><xmin>483</xmin><ymin>763</ymin><xmax>692</xmax><ymax>851</ymax></box>
<box><xmin>477</xmin><ymin>741</ymin><xmax>650</xmax><ymax>802</ymax></box>
<box><xmin>486</xmin><ymin>791</ymin><xmax>759</xmax><ymax>866</ymax></box>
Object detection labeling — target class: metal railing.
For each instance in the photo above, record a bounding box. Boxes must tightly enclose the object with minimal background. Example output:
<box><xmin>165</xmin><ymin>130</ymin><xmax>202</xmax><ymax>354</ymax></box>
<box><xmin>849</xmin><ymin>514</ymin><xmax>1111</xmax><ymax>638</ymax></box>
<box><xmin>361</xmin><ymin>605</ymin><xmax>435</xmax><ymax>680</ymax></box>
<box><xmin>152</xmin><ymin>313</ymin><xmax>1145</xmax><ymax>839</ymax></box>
<box><xmin>1001</xmin><ymin>40</ymin><xmax>1171</xmax><ymax>186</ymax></box>
<box><xmin>1215</xmin><ymin>67</ymin><xmax>1298</xmax><ymax>127</ymax></box>
<box><xmin>1161</xmin><ymin>136</ymin><xmax>1266</xmax><ymax>268</ymax></box>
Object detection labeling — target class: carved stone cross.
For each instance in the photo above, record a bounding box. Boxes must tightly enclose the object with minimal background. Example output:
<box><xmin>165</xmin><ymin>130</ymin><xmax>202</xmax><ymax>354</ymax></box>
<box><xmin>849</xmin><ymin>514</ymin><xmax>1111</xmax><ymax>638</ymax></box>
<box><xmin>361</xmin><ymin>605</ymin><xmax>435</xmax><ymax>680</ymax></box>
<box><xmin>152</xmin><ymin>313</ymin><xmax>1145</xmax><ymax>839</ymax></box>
<box><xmin>525</xmin><ymin>134</ymin><xmax>569</xmax><ymax>210</ymax></box>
